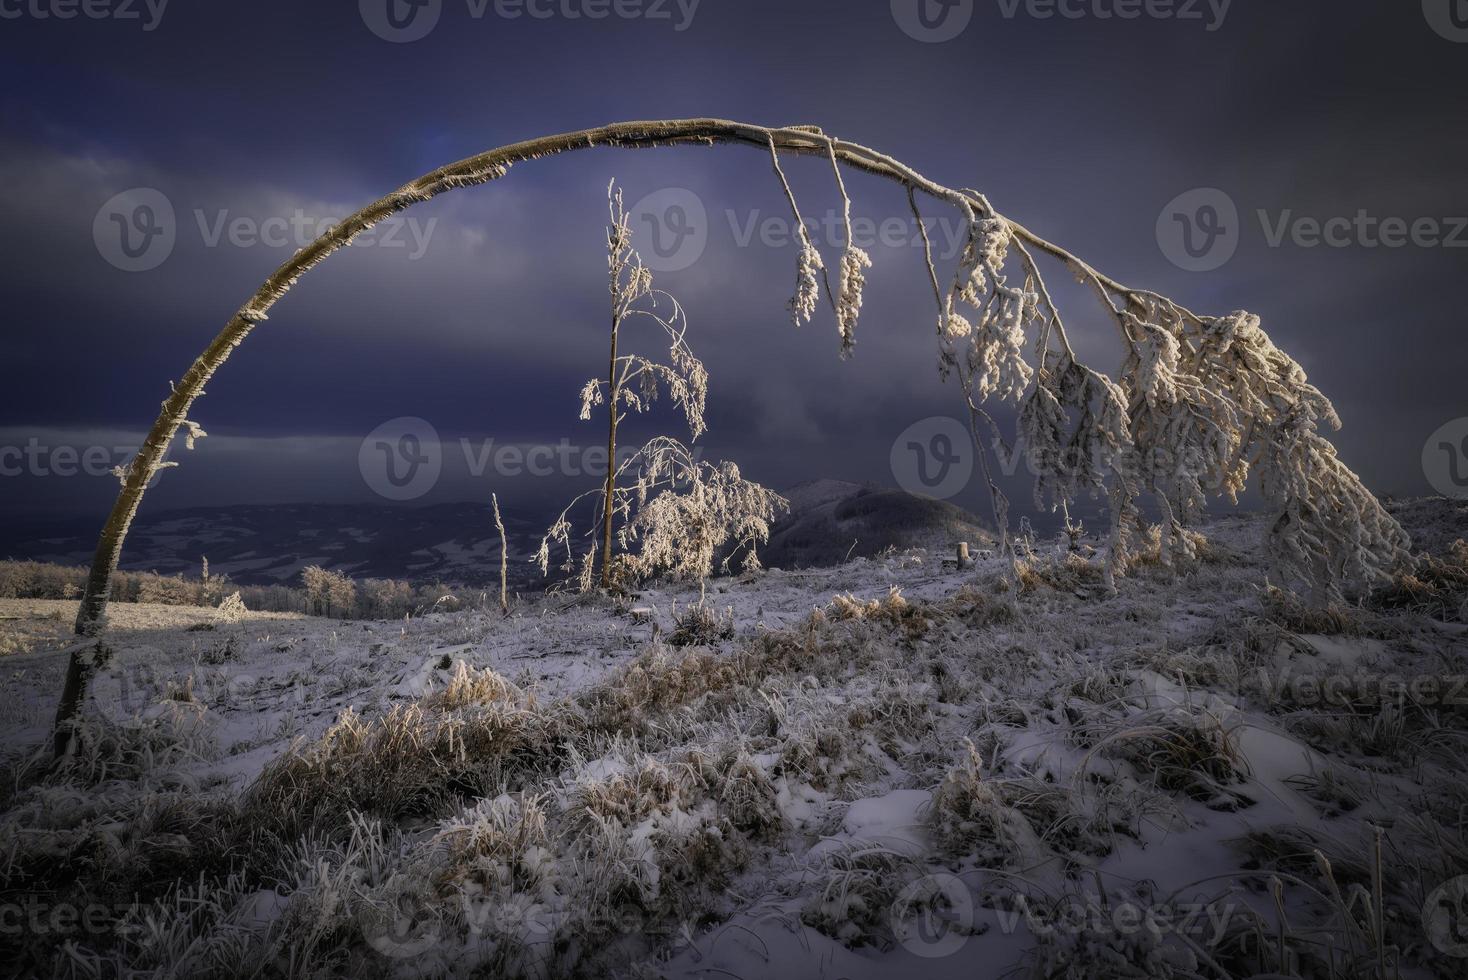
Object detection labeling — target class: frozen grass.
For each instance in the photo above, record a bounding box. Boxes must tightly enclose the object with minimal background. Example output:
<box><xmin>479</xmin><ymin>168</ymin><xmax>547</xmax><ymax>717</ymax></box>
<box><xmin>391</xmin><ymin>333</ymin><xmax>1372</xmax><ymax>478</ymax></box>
<box><xmin>1</xmin><ymin>502</ymin><xmax>1465</xmax><ymax>978</ymax></box>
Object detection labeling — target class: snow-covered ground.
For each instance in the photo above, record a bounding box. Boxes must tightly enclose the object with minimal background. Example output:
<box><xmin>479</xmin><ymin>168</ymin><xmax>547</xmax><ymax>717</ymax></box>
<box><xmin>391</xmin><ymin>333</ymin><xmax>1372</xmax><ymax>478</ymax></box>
<box><xmin>1</xmin><ymin>500</ymin><xmax>1465</xmax><ymax>979</ymax></box>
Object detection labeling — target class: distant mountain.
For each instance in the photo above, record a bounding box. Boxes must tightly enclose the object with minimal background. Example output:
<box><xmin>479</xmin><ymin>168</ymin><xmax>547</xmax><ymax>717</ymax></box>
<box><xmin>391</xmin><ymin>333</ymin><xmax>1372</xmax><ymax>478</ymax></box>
<box><xmin>1</xmin><ymin>502</ymin><xmax>548</xmax><ymax>589</ymax></box>
<box><xmin>760</xmin><ymin>480</ymin><xmax>994</xmax><ymax>569</ymax></box>
<box><xmin>2</xmin><ymin>482</ymin><xmax>996</xmax><ymax>588</ymax></box>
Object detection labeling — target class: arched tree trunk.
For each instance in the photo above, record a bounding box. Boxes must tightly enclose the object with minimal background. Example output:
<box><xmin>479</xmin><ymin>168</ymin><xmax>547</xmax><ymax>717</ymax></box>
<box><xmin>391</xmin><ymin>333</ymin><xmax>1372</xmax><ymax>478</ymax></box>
<box><xmin>60</xmin><ymin>122</ymin><xmax>1101</xmax><ymax>660</ymax></box>
<box><xmin>54</xmin><ymin>117</ymin><xmax>1398</xmax><ymax>754</ymax></box>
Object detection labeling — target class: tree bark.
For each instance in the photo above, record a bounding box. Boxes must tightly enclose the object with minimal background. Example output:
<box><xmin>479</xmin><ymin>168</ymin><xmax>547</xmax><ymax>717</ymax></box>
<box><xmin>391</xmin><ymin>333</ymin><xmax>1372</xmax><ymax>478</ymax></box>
<box><xmin>600</xmin><ymin>316</ymin><xmax>621</xmax><ymax>589</ymax></box>
<box><xmin>492</xmin><ymin>493</ymin><xmax>509</xmax><ymax>616</ymax></box>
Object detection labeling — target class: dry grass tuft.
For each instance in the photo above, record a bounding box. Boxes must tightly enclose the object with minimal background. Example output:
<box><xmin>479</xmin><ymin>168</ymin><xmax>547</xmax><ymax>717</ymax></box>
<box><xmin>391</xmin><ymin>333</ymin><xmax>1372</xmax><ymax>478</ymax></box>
<box><xmin>245</xmin><ymin>699</ymin><xmax>578</xmax><ymax>841</ymax></box>
<box><xmin>927</xmin><ymin>740</ymin><xmax>1039</xmax><ymax>868</ymax></box>
<box><xmin>1099</xmin><ymin>709</ymin><xmax>1249</xmax><ymax>808</ymax></box>
<box><xmin>426</xmin><ymin>661</ymin><xmax>523</xmax><ymax>710</ymax></box>
<box><xmin>669</xmin><ymin>601</ymin><xmax>735</xmax><ymax>648</ymax></box>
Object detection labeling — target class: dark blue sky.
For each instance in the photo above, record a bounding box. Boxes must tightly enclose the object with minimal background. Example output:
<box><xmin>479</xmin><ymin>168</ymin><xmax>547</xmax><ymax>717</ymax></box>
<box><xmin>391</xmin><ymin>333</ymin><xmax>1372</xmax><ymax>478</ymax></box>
<box><xmin>1</xmin><ymin>1</ymin><xmax>1464</xmax><ymax>532</ymax></box>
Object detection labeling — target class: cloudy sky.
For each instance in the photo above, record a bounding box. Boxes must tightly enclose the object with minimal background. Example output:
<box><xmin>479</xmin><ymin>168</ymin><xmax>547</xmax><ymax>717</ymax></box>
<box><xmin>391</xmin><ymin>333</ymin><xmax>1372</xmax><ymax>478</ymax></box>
<box><xmin>1</xmin><ymin>1</ymin><xmax>1464</xmax><ymax>536</ymax></box>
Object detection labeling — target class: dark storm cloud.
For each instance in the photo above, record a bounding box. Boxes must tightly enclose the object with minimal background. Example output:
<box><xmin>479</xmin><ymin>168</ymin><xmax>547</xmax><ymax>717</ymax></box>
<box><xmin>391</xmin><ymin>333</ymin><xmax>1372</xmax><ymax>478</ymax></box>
<box><xmin>0</xmin><ymin>0</ymin><xmax>1463</xmax><ymax>530</ymax></box>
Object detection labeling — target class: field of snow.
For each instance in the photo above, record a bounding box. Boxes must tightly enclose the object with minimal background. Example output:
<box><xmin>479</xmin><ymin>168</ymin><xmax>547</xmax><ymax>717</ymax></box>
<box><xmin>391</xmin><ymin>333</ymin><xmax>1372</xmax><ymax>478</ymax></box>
<box><xmin>0</xmin><ymin>500</ymin><xmax>1465</xmax><ymax>979</ymax></box>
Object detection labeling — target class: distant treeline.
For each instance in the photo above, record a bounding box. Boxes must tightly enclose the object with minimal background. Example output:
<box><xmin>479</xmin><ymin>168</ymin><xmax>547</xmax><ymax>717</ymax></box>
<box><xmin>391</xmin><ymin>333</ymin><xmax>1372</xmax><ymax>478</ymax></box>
<box><xmin>0</xmin><ymin>560</ymin><xmax>501</xmax><ymax>621</ymax></box>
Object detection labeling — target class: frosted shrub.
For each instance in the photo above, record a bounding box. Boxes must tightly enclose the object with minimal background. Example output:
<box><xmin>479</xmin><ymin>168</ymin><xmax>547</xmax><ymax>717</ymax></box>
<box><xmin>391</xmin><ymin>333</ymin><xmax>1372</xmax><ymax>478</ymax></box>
<box><xmin>669</xmin><ymin>600</ymin><xmax>734</xmax><ymax>648</ymax></box>
<box><xmin>718</xmin><ymin>752</ymin><xmax>784</xmax><ymax>838</ymax></box>
<box><xmin>215</xmin><ymin>591</ymin><xmax>246</xmax><ymax>621</ymax></box>
<box><xmin>927</xmin><ymin>740</ymin><xmax>1041</xmax><ymax>868</ymax></box>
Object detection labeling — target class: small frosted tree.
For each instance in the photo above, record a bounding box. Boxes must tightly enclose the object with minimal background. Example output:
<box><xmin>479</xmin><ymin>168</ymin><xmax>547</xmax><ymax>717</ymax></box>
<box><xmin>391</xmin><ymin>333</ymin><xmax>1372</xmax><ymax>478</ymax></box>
<box><xmin>536</xmin><ymin>183</ymin><xmax>785</xmax><ymax>591</ymax></box>
<box><xmin>579</xmin><ymin>182</ymin><xmax>709</xmax><ymax>588</ymax></box>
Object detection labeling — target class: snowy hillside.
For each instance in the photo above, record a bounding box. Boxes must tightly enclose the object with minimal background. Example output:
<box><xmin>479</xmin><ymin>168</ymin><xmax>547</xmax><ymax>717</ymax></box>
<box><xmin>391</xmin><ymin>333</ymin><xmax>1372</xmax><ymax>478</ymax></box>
<box><xmin>0</xmin><ymin>500</ymin><xmax>1464</xmax><ymax>979</ymax></box>
<box><xmin>763</xmin><ymin>479</ymin><xmax>995</xmax><ymax>569</ymax></box>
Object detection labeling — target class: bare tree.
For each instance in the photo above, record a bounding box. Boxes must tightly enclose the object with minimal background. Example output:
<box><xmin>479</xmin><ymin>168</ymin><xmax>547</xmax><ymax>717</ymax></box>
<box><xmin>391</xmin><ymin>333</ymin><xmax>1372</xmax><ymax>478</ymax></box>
<box><xmin>583</xmin><ymin>182</ymin><xmax>708</xmax><ymax>588</ymax></box>
<box><xmin>544</xmin><ymin>181</ymin><xmax>710</xmax><ymax>591</ymax></box>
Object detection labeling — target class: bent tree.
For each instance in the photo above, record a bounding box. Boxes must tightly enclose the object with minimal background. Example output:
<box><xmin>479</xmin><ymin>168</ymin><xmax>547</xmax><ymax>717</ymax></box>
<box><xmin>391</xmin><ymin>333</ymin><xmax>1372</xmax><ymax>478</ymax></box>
<box><xmin>52</xmin><ymin>118</ymin><xmax>1411</xmax><ymax>754</ymax></box>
